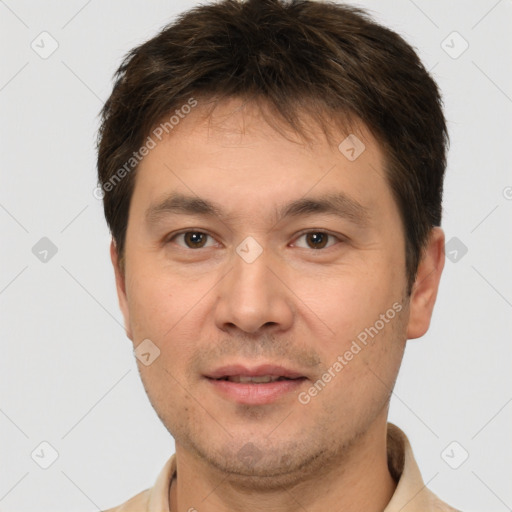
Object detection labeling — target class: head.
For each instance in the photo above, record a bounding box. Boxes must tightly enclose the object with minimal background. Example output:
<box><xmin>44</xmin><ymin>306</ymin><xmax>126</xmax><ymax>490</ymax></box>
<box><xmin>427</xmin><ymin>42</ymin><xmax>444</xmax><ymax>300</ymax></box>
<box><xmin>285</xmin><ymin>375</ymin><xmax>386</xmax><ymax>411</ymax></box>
<box><xmin>97</xmin><ymin>0</ymin><xmax>448</xmax><ymax>486</ymax></box>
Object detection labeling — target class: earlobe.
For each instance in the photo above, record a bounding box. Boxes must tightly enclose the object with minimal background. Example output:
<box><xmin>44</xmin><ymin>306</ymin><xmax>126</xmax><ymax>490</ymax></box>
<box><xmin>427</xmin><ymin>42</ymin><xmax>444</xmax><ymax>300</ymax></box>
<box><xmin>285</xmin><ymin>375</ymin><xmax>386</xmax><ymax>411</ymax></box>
<box><xmin>110</xmin><ymin>239</ymin><xmax>133</xmax><ymax>341</ymax></box>
<box><xmin>406</xmin><ymin>227</ymin><xmax>445</xmax><ymax>340</ymax></box>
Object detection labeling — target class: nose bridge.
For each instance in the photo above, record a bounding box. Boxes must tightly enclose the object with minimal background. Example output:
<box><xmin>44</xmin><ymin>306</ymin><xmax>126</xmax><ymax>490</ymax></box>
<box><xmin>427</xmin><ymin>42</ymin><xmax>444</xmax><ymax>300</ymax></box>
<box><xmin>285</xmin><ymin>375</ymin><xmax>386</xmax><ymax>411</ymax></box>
<box><xmin>214</xmin><ymin>239</ymin><xmax>293</xmax><ymax>334</ymax></box>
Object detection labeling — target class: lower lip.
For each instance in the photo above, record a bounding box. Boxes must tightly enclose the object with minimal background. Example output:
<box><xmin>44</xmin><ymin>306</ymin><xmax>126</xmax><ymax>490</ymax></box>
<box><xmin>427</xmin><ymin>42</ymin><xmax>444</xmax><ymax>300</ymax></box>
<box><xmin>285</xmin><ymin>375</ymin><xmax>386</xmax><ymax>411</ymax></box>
<box><xmin>206</xmin><ymin>377</ymin><xmax>307</xmax><ymax>405</ymax></box>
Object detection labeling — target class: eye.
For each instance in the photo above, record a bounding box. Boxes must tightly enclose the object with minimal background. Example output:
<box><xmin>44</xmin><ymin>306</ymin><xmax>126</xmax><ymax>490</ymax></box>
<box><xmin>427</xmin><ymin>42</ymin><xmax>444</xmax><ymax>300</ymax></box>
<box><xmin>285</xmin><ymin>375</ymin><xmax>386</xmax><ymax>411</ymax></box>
<box><xmin>169</xmin><ymin>231</ymin><xmax>218</xmax><ymax>249</ymax></box>
<box><xmin>292</xmin><ymin>231</ymin><xmax>340</xmax><ymax>250</ymax></box>
<box><xmin>167</xmin><ymin>230</ymin><xmax>341</xmax><ymax>250</ymax></box>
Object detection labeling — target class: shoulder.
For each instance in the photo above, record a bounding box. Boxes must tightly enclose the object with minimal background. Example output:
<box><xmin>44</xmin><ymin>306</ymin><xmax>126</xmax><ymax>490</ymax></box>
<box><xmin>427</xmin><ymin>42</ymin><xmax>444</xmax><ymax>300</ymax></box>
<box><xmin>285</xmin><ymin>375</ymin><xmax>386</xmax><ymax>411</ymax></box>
<box><xmin>425</xmin><ymin>487</ymin><xmax>462</xmax><ymax>512</ymax></box>
<box><xmin>386</xmin><ymin>423</ymin><xmax>462</xmax><ymax>512</ymax></box>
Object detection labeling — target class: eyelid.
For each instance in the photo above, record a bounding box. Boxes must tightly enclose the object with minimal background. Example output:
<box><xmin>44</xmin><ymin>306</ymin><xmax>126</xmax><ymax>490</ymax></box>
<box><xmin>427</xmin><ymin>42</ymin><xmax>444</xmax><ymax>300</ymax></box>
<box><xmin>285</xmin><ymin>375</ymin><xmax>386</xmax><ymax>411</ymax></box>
<box><xmin>290</xmin><ymin>230</ymin><xmax>344</xmax><ymax>249</ymax></box>
<box><xmin>166</xmin><ymin>230</ymin><xmax>220</xmax><ymax>248</ymax></box>
<box><xmin>166</xmin><ymin>229</ymin><xmax>345</xmax><ymax>250</ymax></box>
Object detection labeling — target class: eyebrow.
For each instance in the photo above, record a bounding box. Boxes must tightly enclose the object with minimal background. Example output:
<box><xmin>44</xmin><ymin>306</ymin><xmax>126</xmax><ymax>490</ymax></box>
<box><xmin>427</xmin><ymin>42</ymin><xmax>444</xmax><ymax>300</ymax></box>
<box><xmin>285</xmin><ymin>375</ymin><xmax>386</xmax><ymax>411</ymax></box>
<box><xmin>145</xmin><ymin>191</ymin><xmax>370</xmax><ymax>228</ymax></box>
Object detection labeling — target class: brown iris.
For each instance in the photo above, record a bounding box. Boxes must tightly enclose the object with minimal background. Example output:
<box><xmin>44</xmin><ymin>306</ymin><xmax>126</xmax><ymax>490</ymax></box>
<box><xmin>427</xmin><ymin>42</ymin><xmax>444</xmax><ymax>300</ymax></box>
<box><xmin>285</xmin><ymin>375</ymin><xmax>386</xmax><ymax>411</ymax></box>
<box><xmin>184</xmin><ymin>232</ymin><xmax>208</xmax><ymax>248</ymax></box>
<box><xmin>305</xmin><ymin>232</ymin><xmax>328</xmax><ymax>249</ymax></box>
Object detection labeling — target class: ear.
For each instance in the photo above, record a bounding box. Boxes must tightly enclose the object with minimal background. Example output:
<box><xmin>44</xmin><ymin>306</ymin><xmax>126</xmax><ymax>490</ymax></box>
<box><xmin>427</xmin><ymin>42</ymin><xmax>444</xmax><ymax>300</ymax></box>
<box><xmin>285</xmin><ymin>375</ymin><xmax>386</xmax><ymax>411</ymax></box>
<box><xmin>110</xmin><ymin>239</ymin><xmax>133</xmax><ymax>341</ymax></box>
<box><xmin>406</xmin><ymin>227</ymin><xmax>445</xmax><ymax>340</ymax></box>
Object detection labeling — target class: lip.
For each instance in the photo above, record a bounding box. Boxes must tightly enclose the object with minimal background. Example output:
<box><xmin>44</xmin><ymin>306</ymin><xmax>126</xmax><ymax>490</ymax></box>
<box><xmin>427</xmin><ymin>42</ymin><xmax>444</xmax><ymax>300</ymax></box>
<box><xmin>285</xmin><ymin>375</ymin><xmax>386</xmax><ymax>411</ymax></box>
<box><xmin>207</xmin><ymin>378</ymin><xmax>306</xmax><ymax>405</ymax></box>
<box><xmin>204</xmin><ymin>364</ymin><xmax>307</xmax><ymax>405</ymax></box>
<box><xmin>205</xmin><ymin>364</ymin><xmax>305</xmax><ymax>380</ymax></box>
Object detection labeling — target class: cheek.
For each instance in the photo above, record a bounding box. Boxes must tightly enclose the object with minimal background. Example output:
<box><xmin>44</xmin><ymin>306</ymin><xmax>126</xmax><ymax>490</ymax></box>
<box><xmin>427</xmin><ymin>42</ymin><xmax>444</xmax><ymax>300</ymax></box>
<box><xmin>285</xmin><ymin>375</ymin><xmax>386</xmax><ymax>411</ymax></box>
<box><xmin>126</xmin><ymin>270</ymin><xmax>204</xmax><ymax>372</ymax></box>
<box><xmin>126</xmin><ymin>267</ymin><xmax>190</xmax><ymax>339</ymax></box>
<box><xmin>305</xmin><ymin>304</ymin><xmax>408</xmax><ymax>422</ymax></box>
<box><xmin>128</xmin><ymin>276</ymin><xmax>200</xmax><ymax>412</ymax></box>
<box><xmin>300</xmin><ymin>264</ymin><xmax>401</xmax><ymax>345</ymax></box>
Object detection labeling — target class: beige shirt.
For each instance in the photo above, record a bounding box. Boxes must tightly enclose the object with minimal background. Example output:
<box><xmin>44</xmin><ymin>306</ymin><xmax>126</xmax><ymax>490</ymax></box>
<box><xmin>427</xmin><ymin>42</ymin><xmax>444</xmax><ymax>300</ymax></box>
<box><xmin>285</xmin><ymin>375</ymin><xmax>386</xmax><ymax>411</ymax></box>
<box><xmin>103</xmin><ymin>423</ymin><xmax>459</xmax><ymax>512</ymax></box>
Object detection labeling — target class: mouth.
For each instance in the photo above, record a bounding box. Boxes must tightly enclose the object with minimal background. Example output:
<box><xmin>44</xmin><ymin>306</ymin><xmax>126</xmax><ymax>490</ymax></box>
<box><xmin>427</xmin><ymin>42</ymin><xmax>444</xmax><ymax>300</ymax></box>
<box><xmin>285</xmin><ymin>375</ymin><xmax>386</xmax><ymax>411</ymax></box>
<box><xmin>215</xmin><ymin>375</ymin><xmax>300</xmax><ymax>383</ymax></box>
<box><xmin>204</xmin><ymin>364</ymin><xmax>308</xmax><ymax>405</ymax></box>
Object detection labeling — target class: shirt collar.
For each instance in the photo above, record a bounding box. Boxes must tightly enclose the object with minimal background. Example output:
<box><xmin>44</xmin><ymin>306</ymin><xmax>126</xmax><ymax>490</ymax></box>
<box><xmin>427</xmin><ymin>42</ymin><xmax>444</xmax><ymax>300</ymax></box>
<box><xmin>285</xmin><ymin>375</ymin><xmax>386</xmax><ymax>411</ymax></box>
<box><xmin>145</xmin><ymin>423</ymin><xmax>453</xmax><ymax>512</ymax></box>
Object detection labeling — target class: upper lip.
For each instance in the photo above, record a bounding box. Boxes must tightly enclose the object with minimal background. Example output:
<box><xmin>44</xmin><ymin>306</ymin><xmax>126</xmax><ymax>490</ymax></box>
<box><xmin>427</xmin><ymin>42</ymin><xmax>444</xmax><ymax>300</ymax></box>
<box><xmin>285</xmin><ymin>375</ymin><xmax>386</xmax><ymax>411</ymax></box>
<box><xmin>205</xmin><ymin>364</ymin><xmax>306</xmax><ymax>380</ymax></box>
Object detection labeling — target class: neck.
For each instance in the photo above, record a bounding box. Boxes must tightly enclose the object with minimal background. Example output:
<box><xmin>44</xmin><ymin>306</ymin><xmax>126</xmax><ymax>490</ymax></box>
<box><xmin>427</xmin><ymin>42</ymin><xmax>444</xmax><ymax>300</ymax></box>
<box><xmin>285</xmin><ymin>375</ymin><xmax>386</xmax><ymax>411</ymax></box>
<box><xmin>170</xmin><ymin>417</ymin><xmax>396</xmax><ymax>512</ymax></box>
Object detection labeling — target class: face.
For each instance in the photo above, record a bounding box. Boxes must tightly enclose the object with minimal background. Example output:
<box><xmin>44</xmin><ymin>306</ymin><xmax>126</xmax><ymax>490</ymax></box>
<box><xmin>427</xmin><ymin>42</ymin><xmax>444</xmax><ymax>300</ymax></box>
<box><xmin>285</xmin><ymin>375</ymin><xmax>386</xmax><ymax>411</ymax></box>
<box><xmin>111</xmin><ymin>98</ymin><xmax>444</xmax><ymax>486</ymax></box>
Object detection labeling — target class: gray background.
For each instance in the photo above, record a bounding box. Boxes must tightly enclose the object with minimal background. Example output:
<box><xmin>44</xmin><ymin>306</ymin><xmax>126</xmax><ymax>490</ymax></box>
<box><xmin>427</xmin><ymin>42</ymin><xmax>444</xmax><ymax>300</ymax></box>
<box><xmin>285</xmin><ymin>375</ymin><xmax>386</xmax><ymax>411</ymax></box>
<box><xmin>1</xmin><ymin>1</ymin><xmax>511</xmax><ymax>510</ymax></box>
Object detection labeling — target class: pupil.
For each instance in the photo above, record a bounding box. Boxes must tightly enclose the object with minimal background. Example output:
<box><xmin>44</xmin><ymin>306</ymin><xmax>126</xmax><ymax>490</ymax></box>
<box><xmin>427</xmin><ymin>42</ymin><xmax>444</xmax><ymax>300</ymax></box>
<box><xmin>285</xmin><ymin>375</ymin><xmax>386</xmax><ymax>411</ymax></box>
<box><xmin>186</xmin><ymin>232</ymin><xmax>205</xmax><ymax>247</ymax></box>
<box><xmin>308</xmin><ymin>232</ymin><xmax>327</xmax><ymax>249</ymax></box>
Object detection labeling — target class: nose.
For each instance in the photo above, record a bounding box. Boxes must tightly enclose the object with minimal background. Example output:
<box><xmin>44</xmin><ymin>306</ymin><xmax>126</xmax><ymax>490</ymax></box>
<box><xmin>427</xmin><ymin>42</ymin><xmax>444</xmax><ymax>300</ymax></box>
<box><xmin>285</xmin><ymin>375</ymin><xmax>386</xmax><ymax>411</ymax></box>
<box><xmin>213</xmin><ymin>245</ymin><xmax>294</xmax><ymax>335</ymax></box>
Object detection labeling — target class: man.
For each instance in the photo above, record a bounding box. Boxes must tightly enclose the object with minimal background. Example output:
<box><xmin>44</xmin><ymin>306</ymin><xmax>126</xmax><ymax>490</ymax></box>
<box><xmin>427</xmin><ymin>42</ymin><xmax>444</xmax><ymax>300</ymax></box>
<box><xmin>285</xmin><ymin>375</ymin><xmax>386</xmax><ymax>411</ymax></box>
<box><xmin>96</xmin><ymin>0</ymin><xmax>457</xmax><ymax>510</ymax></box>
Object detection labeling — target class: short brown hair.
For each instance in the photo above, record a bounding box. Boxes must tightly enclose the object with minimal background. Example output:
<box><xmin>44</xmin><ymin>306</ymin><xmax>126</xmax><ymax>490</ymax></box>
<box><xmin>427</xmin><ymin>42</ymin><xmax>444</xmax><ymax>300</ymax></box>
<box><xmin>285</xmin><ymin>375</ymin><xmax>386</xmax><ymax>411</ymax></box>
<box><xmin>97</xmin><ymin>0</ymin><xmax>449</xmax><ymax>295</ymax></box>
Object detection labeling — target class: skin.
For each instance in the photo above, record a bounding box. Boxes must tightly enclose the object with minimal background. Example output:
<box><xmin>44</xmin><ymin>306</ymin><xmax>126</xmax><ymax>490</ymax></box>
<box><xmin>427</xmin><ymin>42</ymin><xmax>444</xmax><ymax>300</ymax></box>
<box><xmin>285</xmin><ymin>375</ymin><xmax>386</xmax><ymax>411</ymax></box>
<box><xmin>111</xmin><ymin>98</ymin><xmax>445</xmax><ymax>512</ymax></box>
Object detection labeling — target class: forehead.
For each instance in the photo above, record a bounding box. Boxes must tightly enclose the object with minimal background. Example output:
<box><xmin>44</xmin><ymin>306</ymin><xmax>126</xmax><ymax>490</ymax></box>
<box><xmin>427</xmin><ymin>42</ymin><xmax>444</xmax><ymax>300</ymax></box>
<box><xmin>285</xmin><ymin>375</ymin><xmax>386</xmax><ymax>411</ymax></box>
<box><xmin>132</xmin><ymin>98</ymin><xmax>396</xmax><ymax>227</ymax></box>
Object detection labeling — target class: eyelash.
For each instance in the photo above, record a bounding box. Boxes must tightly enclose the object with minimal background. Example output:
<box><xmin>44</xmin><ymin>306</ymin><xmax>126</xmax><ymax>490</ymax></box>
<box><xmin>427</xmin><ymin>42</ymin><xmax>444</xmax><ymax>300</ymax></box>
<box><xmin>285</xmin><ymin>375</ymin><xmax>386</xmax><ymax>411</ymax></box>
<box><xmin>166</xmin><ymin>230</ymin><xmax>344</xmax><ymax>251</ymax></box>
